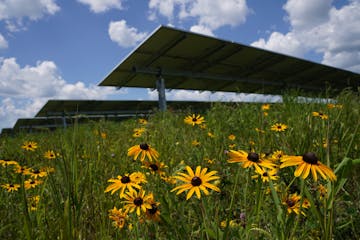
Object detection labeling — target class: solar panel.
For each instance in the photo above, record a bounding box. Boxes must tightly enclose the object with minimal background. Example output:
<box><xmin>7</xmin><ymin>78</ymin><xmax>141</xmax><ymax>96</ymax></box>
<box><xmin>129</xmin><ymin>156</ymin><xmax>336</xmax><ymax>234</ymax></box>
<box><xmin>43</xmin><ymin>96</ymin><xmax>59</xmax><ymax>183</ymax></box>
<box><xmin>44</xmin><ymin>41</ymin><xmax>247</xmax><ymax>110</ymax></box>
<box><xmin>98</xmin><ymin>25</ymin><xmax>359</xmax><ymax>96</ymax></box>
<box><xmin>35</xmin><ymin>99</ymin><xmax>220</xmax><ymax>117</ymax></box>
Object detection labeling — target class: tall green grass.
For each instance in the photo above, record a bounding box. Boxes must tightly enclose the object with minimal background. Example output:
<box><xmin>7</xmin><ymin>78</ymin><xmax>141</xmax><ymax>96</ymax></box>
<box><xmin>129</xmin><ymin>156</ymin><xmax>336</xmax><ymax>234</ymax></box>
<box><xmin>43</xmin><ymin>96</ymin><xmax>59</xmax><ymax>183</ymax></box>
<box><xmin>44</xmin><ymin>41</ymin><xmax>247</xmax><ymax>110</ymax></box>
<box><xmin>1</xmin><ymin>90</ymin><xmax>359</xmax><ymax>239</ymax></box>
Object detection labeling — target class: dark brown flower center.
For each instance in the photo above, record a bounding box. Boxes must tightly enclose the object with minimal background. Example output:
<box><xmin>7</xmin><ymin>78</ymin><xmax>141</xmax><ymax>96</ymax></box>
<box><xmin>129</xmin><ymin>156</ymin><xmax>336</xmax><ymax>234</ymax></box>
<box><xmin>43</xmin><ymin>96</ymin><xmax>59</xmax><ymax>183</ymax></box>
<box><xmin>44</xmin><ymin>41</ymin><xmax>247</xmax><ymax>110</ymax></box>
<box><xmin>192</xmin><ymin>118</ymin><xmax>197</xmax><ymax>122</ymax></box>
<box><xmin>148</xmin><ymin>204</ymin><xmax>158</xmax><ymax>215</ymax></box>
<box><xmin>9</xmin><ymin>184</ymin><xmax>14</xmax><ymax>187</ymax></box>
<box><xmin>262</xmin><ymin>172</ymin><xmax>268</xmax><ymax>177</ymax></box>
<box><xmin>150</xmin><ymin>164</ymin><xmax>158</xmax><ymax>171</ymax></box>
<box><xmin>302</xmin><ymin>152</ymin><xmax>318</xmax><ymax>164</ymax></box>
<box><xmin>33</xmin><ymin>169</ymin><xmax>40</xmax><ymax>174</ymax></box>
<box><xmin>140</xmin><ymin>143</ymin><xmax>149</xmax><ymax>150</ymax></box>
<box><xmin>121</xmin><ymin>176</ymin><xmax>130</xmax><ymax>183</ymax></box>
<box><xmin>191</xmin><ymin>176</ymin><xmax>202</xmax><ymax>186</ymax></box>
<box><xmin>247</xmin><ymin>152</ymin><xmax>259</xmax><ymax>162</ymax></box>
<box><xmin>286</xmin><ymin>199</ymin><xmax>295</xmax><ymax>207</ymax></box>
<box><xmin>134</xmin><ymin>197</ymin><xmax>143</xmax><ymax>206</ymax></box>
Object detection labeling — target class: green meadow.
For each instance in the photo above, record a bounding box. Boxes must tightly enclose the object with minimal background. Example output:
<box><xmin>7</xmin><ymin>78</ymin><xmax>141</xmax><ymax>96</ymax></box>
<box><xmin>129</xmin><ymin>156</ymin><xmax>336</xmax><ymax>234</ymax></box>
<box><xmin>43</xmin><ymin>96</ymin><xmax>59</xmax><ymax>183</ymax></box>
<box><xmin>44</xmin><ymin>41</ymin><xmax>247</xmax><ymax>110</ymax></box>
<box><xmin>1</xmin><ymin>90</ymin><xmax>359</xmax><ymax>240</ymax></box>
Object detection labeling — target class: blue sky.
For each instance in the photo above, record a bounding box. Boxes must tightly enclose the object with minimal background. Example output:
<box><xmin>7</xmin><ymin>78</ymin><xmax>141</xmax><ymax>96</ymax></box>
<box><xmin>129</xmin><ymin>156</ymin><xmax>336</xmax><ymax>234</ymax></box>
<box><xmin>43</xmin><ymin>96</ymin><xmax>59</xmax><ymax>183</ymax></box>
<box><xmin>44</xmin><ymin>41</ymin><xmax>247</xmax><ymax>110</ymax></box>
<box><xmin>0</xmin><ymin>0</ymin><xmax>359</xmax><ymax>130</ymax></box>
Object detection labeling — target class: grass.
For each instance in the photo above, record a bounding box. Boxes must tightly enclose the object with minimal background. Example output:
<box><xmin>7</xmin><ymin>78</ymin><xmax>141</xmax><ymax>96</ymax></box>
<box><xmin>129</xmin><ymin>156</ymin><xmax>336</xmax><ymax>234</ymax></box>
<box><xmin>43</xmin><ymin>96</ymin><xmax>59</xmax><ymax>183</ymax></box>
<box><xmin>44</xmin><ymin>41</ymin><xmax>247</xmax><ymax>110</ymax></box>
<box><xmin>1</xmin><ymin>89</ymin><xmax>359</xmax><ymax>239</ymax></box>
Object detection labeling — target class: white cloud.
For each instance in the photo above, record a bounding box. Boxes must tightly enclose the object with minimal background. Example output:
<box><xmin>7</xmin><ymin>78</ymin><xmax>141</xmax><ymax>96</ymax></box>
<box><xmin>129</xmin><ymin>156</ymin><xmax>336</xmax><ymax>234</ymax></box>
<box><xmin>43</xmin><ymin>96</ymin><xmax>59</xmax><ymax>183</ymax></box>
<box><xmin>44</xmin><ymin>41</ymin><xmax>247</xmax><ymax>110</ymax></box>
<box><xmin>0</xmin><ymin>57</ymin><xmax>120</xmax><ymax>130</ymax></box>
<box><xmin>251</xmin><ymin>0</ymin><xmax>360</xmax><ymax>73</ymax></box>
<box><xmin>147</xmin><ymin>89</ymin><xmax>281</xmax><ymax>102</ymax></box>
<box><xmin>108</xmin><ymin>20</ymin><xmax>147</xmax><ymax>48</ymax></box>
<box><xmin>190</xmin><ymin>24</ymin><xmax>214</xmax><ymax>36</ymax></box>
<box><xmin>283</xmin><ymin>0</ymin><xmax>332</xmax><ymax>30</ymax></box>
<box><xmin>77</xmin><ymin>0</ymin><xmax>123</xmax><ymax>13</ymax></box>
<box><xmin>0</xmin><ymin>0</ymin><xmax>60</xmax><ymax>20</ymax></box>
<box><xmin>0</xmin><ymin>33</ymin><xmax>8</xmax><ymax>48</ymax></box>
<box><xmin>251</xmin><ymin>31</ymin><xmax>306</xmax><ymax>58</ymax></box>
<box><xmin>0</xmin><ymin>0</ymin><xmax>60</xmax><ymax>31</ymax></box>
<box><xmin>148</xmin><ymin>0</ymin><xmax>250</xmax><ymax>32</ymax></box>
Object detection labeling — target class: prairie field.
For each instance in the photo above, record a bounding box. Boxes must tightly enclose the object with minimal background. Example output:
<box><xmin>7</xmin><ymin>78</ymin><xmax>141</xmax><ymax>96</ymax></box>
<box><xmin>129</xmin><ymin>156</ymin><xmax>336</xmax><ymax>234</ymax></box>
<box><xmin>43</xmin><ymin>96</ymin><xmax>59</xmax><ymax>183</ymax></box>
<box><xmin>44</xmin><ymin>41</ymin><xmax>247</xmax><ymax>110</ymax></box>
<box><xmin>1</xmin><ymin>90</ymin><xmax>359</xmax><ymax>240</ymax></box>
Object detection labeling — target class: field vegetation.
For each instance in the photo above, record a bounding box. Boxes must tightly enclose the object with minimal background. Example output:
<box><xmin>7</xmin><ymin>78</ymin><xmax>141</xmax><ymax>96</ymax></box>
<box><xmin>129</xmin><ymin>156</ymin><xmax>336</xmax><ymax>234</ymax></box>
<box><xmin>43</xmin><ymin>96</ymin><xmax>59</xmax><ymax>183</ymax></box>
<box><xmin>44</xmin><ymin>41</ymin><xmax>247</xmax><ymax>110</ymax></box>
<box><xmin>1</xmin><ymin>90</ymin><xmax>359</xmax><ymax>239</ymax></box>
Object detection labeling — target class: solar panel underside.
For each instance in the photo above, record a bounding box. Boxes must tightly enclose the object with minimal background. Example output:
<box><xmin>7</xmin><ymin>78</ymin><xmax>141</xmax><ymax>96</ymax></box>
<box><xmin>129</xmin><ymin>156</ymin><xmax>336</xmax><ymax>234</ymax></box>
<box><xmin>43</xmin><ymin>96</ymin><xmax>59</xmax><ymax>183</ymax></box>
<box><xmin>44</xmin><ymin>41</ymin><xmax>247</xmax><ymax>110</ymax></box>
<box><xmin>99</xmin><ymin>26</ymin><xmax>359</xmax><ymax>95</ymax></box>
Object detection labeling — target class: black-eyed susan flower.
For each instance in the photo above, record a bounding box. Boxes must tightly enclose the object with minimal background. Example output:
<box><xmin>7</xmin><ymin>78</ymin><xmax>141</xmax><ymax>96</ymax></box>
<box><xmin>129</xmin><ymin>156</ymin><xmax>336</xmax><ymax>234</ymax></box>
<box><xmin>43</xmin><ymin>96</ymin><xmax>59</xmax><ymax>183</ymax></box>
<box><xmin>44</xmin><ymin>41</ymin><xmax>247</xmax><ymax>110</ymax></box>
<box><xmin>261</xmin><ymin>104</ymin><xmax>270</xmax><ymax>111</ymax></box>
<box><xmin>0</xmin><ymin>159</ymin><xmax>18</xmax><ymax>167</ymax></box>
<box><xmin>252</xmin><ymin>167</ymin><xmax>279</xmax><ymax>182</ymax></box>
<box><xmin>127</xmin><ymin>143</ymin><xmax>159</xmax><ymax>162</ymax></box>
<box><xmin>318</xmin><ymin>184</ymin><xmax>328</xmax><ymax>200</ymax></box>
<box><xmin>108</xmin><ymin>207</ymin><xmax>128</xmax><ymax>229</ymax></box>
<box><xmin>142</xmin><ymin>160</ymin><xmax>167</xmax><ymax>176</ymax></box>
<box><xmin>1</xmin><ymin>183</ymin><xmax>20</xmax><ymax>192</ymax></box>
<box><xmin>312</xmin><ymin>111</ymin><xmax>328</xmax><ymax>120</ymax></box>
<box><xmin>14</xmin><ymin>164</ymin><xmax>30</xmax><ymax>175</ymax></box>
<box><xmin>138</xmin><ymin>118</ymin><xmax>148</xmax><ymax>125</ymax></box>
<box><xmin>282</xmin><ymin>193</ymin><xmax>310</xmax><ymax>215</ymax></box>
<box><xmin>21</xmin><ymin>141</ymin><xmax>38</xmax><ymax>151</ymax></box>
<box><xmin>271</xmin><ymin>150</ymin><xmax>285</xmax><ymax>162</ymax></box>
<box><xmin>122</xmin><ymin>189</ymin><xmax>153</xmax><ymax>216</ymax></box>
<box><xmin>44</xmin><ymin>150</ymin><xmax>56</xmax><ymax>160</ymax></box>
<box><xmin>105</xmin><ymin>173</ymin><xmax>143</xmax><ymax>197</ymax></box>
<box><xmin>171</xmin><ymin>165</ymin><xmax>220</xmax><ymax>200</ymax></box>
<box><xmin>191</xmin><ymin>140</ymin><xmax>200</xmax><ymax>146</ymax></box>
<box><xmin>145</xmin><ymin>199</ymin><xmax>161</xmax><ymax>222</ymax></box>
<box><xmin>270</xmin><ymin>123</ymin><xmax>288</xmax><ymax>132</ymax></box>
<box><xmin>29</xmin><ymin>168</ymin><xmax>48</xmax><ymax>179</ymax></box>
<box><xmin>28</xmin><ymin>195</ymin><xmax>40</xmax><ymax>211</ymax></box>
<box><xmin>24</xmin><ymin>179</ymin><xmax>43</xmax><ymax>190</ymax></box>
<box><xmin>184</xmin><ymin>114</ymin><xmax>205</xmax><ymax>126</ymax></box>
<box><xmin>228</xmin><ymin>134</ymin><xmax>236</xmax><ymax>141</ymax></box>
<box><xmin>280</xmin><ymin>152</ymin><xmax>336</xmax><ymax>182</ymax></box>
<box><xmin>130</xmin><ymin>172</ymin><xmax>147</xmax><ymax>185</ymax></box>
<box><xmin>227</xmin><ymin>150</ymin><xmax>276</xmax><ymax>172</ymax></box>
<box><xmin>133</xmin><ymin>127</ymin><xmax>145</xmax><ymax>138</ymax></box>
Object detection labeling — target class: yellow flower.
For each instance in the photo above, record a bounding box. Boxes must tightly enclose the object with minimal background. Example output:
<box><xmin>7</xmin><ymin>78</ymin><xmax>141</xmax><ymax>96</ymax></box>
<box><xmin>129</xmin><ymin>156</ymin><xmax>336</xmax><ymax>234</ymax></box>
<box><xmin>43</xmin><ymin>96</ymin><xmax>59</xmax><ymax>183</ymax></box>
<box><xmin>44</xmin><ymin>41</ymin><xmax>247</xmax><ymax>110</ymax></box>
<box><xmin>1</xmin><ymin>183</ymin><xmax>20</xmax><ymax>192</ymax></box>
<box><xmin>192</xmin><ymin>140</ymin><xmax>200</xmax><ymax>146</ymax></box>
<box><xmin>207</xmin><ymin>132</ymin><xmax>215</xmax><ymax>138</ymax></box>
<box><xmin>145</xmin><ymin>199</ymin><xmax>161</xmax><ymax>222</ymax></box>
<box><xmin>227</xmin><ymin>150</ymin><xmax>276</xmax><ymax>172</ymax></box>
<box><xmin>105</xmin><ymin>172</ymin><xmax>144</xmax><ymax>197</ymax></box>
<box><xmin>0</xmin><ymin>159</ymin><xmax>18</xmax><ymax>167</ymax></box>
<box><xmin>184</xmin><ymin>114</ymin><xmax>205</xmax><ymax>126</ymax></box>
<box><xmin>270</xmin><ymin>123</ymin><xmax>288</xmax><ymax>132</ymax></box>
<box><xmin>282</xmin><ymin>193</ymin><xmax>309</xmax><ymax>215</ymax></box>
<box><xmin>108</xmin><ymin>207</ymin><xmax>128</xmax><ymax>229</ymax></box>
<box><xmin>252</xmin><ymin>167</ymin><xmax>279</xmax><ymax>182</ymax></box>
<box><xmin>261</xmin><ymin>104</ymin><xmax>270</xmax><ymax>111</ymax></box>
<box><xmin>21</xmin><ymin>141</ymin><xmax>38</xmax><ymax>151</ymax></box>
<box><xmin>280</xmin><ymin>152</ymin><xmax>336</xmax><ymax>181</ymax></box>
<box><xmin>29</xmin><ymin>168</ymin><xmax>48</xmax><ymax>179</ymax></box>
<box><xmin>171</xmin><ymin>166</ymin><xmax>220</xmax><ymax>200</ymax></box>
<box><xmin>44</xmin><ymin>150</ymin><xmax>56</xmax><ymax>159</ymax></box>
<box><xmin>24</xmin><ymin>179</ymin><xmax>43</xmax><ymax>190</ymax></box>
<box><xmin>138</xmin><ymin>118</ymin><xmax>148</xmax><ymax>125</ymax></box>
<box><xmin>142</xmin><ymin>160</ymin><xmax>167</xmax><ymax>175</ymax></box>
<box><xmin>228</xmin><ymin>134</ymin><xmax>236</xmax><ymax>141</ymax></box>
<box><xmin>122</xmin><ymin>189</ymin><xmax>153</xmax><ymax>216</ymax></box>
<box><xmin>127</xmin><ymin>143</ymin><xmax>159</xmax><ymax>162</ymax></box>
<box><xmin>312</xmin><ymin>111</ymin><xmax>328</xmax><ymax>120</ymax></box>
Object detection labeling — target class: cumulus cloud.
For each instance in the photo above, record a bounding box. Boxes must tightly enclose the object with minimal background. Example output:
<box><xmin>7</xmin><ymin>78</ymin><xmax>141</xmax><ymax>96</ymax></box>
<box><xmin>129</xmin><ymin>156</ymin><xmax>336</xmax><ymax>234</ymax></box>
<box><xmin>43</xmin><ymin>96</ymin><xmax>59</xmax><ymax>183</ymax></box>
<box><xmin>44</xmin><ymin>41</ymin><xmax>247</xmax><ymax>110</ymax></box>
<box><xmin>190</xmin><ymin>24</ymin><xmax>214</xmax><ymax>36</ymax></box>
<box><xmin>0</xmin><ymin>57</ymin><xmax>120</xmax><ymax>130</ymax></box>
<box><xmin>0</xmin><ymin>0</ymin><xmax>60</xmax><ymax>31</ymax></box>
<box><xmin>283</xmin><ymin>0</ymin><xmax>332</xmax><ymax>30</ymax></box>
<box><xmin>251</xmin><ymin>31</ymin><xmax>306</xmax><ymax>58</ymax></box>
<box><xmin>108</xmin><ymin>20</ymin><xmax>148</xmax><ymax>48</ymax></box>
<box><xmin>147</xmin><ymin>89</ymin><xmax>281</xmax><ymax>102</ymax></box>
<box><xmin>77</xmin><ymin>0</ymin><xmax>123</xmax><ymax>13</ymax></box>
<box><xmin>0</xmin><ymin>33</ymin><xmax>8</xmax><ymax>48</ymax></box>
<box><xmin>148</xmin><ymin>0</ymin><xmax>250</xmax><ymax>34</ymax></box>
<box><xmin>251</xmin><ymin>0</ymin><xmax>360</xmax><ymax>73</ymax></box>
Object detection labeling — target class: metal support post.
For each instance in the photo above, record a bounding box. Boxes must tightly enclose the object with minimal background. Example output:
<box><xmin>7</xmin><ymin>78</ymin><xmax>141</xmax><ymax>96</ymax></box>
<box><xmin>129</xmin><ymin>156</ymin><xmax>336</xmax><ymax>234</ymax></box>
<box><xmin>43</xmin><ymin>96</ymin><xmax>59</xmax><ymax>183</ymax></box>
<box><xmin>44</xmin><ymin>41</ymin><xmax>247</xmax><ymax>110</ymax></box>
<box><xmin>156</xmin><ymin>75</ymin><xmax>167</xmax><ymax>111</ymax></box>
